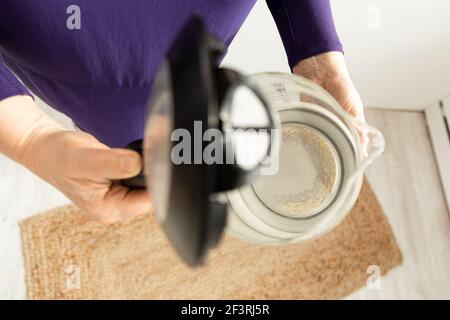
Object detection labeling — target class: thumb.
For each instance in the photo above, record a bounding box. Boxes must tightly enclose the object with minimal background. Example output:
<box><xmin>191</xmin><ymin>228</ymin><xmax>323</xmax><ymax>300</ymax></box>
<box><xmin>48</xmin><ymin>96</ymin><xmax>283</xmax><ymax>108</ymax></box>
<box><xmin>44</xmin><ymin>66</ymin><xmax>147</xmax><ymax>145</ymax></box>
<box><xmin>75</xmin><ymin>148</ymin><xmax>142</xmax><ymax>180</ymax></box>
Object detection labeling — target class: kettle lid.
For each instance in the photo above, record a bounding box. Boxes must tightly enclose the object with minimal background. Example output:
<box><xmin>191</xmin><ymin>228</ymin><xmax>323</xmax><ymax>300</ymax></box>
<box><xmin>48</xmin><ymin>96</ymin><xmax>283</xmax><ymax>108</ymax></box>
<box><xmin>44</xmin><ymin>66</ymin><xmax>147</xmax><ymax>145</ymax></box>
<box><xmin>143</xmin><ymin>16</ymin><xmax>277</xmax><ymax>266</ymax></box>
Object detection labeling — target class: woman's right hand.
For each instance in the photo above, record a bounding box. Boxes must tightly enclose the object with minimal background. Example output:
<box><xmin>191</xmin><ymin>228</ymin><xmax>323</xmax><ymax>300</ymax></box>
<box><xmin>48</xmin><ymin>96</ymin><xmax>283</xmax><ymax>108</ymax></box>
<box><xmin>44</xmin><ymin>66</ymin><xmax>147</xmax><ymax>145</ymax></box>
<box><xmin>24</xmin><ymin>129</ymin><xmax>153</xmax><ymax>224</ymax></box>
<box><xmin>0</xmin><ymin>95</ymin><xmax>152</xmax><ymax>224</ymax></box>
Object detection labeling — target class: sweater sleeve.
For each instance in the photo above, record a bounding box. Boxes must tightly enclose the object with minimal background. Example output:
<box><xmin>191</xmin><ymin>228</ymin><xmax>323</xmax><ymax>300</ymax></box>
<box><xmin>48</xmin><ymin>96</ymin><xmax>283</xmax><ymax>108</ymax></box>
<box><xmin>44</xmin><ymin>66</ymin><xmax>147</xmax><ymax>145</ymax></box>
<box><xmin>266</xmin><ymin>0</ymin><xmax>343</xmax><ymax>69</ymax></box>
<box><xmin>0</xmin><ymin>60</ymin><xmax>32</xmax><ymax>101</ymax></box>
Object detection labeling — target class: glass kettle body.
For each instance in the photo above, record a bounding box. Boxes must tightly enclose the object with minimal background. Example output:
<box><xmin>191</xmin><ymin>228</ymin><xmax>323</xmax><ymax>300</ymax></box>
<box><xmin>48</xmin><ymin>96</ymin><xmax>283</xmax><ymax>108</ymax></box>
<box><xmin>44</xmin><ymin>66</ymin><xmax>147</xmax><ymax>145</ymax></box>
<box><xmin>225</xmin><ymin>72</ymin><xmax>385</xmax><ymax>244</ymax></box>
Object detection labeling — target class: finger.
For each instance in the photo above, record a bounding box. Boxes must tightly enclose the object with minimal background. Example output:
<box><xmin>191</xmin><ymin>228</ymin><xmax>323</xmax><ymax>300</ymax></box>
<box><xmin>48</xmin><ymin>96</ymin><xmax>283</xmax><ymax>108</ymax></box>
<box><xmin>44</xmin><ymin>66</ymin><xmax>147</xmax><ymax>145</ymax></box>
<box><xmin>105</xmin><ymin>183</ymin><xmax>153</xmax><ymax>219</ymax></box>
<box><xmin>353</xmin><ymin>106</ymin><xmax>369</xmax><ymax>157</ymax></box>
<box><xmin>348</xmin><ymin>112</ymin><xmax>369</xmax><ymax>157</ymax></box>
<box><xmin>74</xmin><ymin>148</ymin><xmax>142</xmax><ymax>180</ymax></box>
<box><xmin>337</xmin><ymin>94</ymin><xmax>369</xmax><ymax>157</ymax></box>
<box><xmin>355</xmin><ymin>123</ymin><xmax>369</xmax><ymax>157</ymax></box>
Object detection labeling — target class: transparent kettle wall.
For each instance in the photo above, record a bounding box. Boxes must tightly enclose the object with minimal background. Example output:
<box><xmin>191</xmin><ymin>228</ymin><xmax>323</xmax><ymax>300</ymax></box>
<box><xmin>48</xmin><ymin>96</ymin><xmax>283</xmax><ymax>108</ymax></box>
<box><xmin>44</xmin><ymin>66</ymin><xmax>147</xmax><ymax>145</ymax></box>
<box><xmin>300</xmin><ymin>94</ymin><xmax>337</xmax><ymax>117</ymax></box>
<box><xmin>231</xmin><ymin>130</ymin><xmax>270</xmax><ymax>170</ymax></box>
<box><xmin>229</xmin><ymin>85</ymin><xmax>269</xmax><ymax>127</ymax></box>
<box><xmin>223</xmin><ymin>73</ymin><xmax>365</xmax><ymax>243</ymax></box>
<box><xmin>226</xmin><ymin>85</ymin><xmax>271</xmax><ymax>170</ymax></box>
<box><xmin>251</xmin><ymin>73</ymin><xmax>349</xmax><ymax>124</ymax></box>
<box><xmin>252</xmin><ymin>123</ymin><xmax>340</xmax><ymax>218</ymax></box>
<box><xmin>144</xmin><ymin>104</ymin><xmax>173</xmax><ymax>224</ymax></box>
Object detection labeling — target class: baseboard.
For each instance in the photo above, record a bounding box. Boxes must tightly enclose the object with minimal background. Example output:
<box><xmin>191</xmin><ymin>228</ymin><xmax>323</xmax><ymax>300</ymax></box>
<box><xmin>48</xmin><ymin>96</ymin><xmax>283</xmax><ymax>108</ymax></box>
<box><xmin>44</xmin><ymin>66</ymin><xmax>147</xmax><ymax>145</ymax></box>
<box><xmin>425</xmin><ymin>98</ymin><xmax>450</xmax><ymax>213</ymax></box>
<box><xmin>366</xmin><ymin>105</ymin><xmax>428</xmax><ymax>111</ymax></box>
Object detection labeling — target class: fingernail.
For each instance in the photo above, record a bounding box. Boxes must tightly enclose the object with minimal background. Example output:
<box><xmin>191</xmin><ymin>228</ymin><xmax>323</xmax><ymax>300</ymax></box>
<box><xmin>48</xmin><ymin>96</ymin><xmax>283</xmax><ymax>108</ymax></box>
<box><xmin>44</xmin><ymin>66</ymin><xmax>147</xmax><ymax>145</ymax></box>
<box><xmin>120</xmin><ymin>155</ymin><xmax>140</xmax><ymax>173</ymax></box>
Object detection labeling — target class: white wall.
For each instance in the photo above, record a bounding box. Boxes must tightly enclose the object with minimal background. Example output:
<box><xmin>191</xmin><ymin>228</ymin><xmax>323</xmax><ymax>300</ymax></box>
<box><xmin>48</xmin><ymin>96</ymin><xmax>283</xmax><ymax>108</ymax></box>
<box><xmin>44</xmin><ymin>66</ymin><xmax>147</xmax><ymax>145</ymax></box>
<box><xmin>223</xmin><ymin>0</ymin><xmax>450</xmax><ymax>110</ymax></box>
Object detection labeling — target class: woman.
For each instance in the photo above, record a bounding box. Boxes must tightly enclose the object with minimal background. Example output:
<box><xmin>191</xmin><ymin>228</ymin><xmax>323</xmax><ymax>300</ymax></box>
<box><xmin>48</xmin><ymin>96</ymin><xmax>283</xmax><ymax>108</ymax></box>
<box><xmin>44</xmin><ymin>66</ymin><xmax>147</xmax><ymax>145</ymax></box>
<box><xmin>0</xmin><ymin>1</ymin><xmax>364</xmax><ymax>224</ymax></box>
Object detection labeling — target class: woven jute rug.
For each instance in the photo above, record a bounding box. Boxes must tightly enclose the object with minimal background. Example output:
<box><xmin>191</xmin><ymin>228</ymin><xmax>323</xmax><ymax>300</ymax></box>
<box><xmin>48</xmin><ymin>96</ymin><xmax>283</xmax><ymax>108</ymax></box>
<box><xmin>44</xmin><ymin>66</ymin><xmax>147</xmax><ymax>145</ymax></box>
<box><xmin>20</xmin><ymin>179</ymin><xmax>402</xmax><ymax>300</ymax></box>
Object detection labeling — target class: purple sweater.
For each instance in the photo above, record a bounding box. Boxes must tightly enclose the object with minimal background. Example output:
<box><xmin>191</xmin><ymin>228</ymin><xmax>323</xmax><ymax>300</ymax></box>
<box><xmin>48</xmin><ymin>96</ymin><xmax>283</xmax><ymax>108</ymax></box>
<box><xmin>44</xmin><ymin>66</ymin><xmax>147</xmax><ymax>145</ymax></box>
<box><xmin>0</xmin><ymin>0</ymin><xmax>342</xmax><ymax>147</ymax></box>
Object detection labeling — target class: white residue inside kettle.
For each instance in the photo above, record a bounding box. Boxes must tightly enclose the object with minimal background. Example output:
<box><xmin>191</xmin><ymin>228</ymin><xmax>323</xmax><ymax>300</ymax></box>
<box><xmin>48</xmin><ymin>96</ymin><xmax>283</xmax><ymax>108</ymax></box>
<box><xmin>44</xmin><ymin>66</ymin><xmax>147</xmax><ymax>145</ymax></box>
<box><xmin>252</xmin><ymin>123</ymin><xmax>341</xmax><ymax>218</ymax></box>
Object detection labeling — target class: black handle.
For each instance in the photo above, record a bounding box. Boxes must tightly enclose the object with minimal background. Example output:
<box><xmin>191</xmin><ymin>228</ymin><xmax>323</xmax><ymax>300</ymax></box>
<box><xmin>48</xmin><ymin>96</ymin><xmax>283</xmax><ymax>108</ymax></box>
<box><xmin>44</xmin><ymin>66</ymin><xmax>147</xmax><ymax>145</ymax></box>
<box><xmin>120</xmin><ymin>139</ymin><xmax>147</xmax><ymax>188</ymax></box>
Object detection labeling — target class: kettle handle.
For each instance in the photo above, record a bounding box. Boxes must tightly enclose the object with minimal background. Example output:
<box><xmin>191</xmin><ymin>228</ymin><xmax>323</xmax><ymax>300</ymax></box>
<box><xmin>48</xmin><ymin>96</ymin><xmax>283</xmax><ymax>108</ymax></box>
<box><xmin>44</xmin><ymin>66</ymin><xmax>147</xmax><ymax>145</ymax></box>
<box><xmin>120</xmin><ymin>139</ymin><xmax>147</xmax><ymax>188</ymax></box>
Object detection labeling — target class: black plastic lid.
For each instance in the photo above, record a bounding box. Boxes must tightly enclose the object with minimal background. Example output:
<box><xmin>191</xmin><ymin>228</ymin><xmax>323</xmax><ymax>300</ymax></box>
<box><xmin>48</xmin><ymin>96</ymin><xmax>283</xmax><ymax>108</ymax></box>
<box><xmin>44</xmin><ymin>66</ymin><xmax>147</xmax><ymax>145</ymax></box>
<box><xmin>142</xmin><ymin>16</ymin><xmax>276</xmax><ymax>266</ymax></box>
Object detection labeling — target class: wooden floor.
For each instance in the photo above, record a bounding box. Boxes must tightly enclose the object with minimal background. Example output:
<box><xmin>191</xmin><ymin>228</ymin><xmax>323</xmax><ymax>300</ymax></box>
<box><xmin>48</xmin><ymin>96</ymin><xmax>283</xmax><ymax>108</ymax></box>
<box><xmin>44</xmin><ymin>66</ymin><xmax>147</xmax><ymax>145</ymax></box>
<box><xmin>348</xmin><ymin>109</ymin><xmax>450</xmax><ymax>299</ymax></box>
<box><xmin>1</xmin><ymin>108</ymin><xmax>449</xmax><ymax>299</ymax></box>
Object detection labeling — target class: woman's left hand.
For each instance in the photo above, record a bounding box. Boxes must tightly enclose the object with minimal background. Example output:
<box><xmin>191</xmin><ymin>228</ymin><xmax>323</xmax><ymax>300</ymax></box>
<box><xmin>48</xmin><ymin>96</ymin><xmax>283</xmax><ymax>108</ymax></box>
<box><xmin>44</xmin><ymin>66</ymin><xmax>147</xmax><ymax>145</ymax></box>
<box><xmin>293</xmin><ymin>51</ymin><xmax>368</xmax><ymax>153</ymax></box>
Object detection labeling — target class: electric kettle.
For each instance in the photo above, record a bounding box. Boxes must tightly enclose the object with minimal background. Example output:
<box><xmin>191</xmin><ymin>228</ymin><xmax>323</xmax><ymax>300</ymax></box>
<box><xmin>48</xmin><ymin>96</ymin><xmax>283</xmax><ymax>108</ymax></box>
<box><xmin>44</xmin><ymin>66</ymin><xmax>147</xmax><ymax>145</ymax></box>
<box><xmin>225</xmin><ymin>72</ymin><xmax>385</xmax><ymax>244</ymax></box>
<box><xmin>122</xmin><ymin>16</ymin><xmax>279</xmax><ymax>266</ymax></box>
<box><xmin>122</xmin><ymin>16</ymin><xmax>385</xmax><ymax>266</ymax></box>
